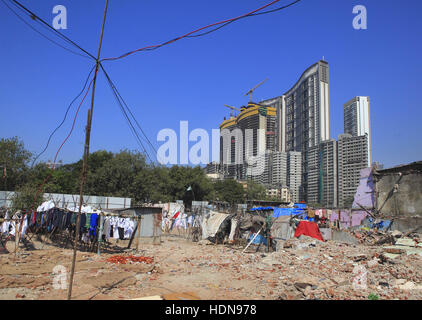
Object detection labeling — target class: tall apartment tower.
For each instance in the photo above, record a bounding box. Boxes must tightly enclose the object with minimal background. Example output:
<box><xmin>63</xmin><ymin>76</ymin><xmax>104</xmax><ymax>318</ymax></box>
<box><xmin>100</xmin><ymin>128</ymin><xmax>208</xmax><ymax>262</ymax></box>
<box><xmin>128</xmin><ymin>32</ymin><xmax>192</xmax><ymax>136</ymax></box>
<box><xmin>337</xmin><ymin>133</ymin><xmax>369</xmax><ymax>208</ymax></box>
<box><xmin>307</xmin><ymin>139</ymin><xmax>338</xmax><ymax>208</ymax></box>
<box><xmin>344</xmin><ymin>96</ymin><xmax>371</xmax><ymax>166</ymax></box>
<box><xmin>260</xmin><ymin>60</ymin><xmax>331</xmax><ymax>201</ymax></box>
<box><xmin>262</xmin><ymin>60</ymin><xmax>331</xmax><ymax>201</ymax></box>
<box><xmin>287</xmin><ymin>151</ymin><xmax>302</xmax><ymax>203</ymax></box>
<box><xmin>219</xmin><ymin>117</ymin><xmax>238</xmax><ymax>179</ymax></box>
<box><xmin>271</xmin><ymin>151</ymin><xmax>288</xmax><ymax>186</ymax></box>
<box><xmin>220</xmin><ymin>102</ymin><xmax>276</xmax><ymax>181</ymax></box>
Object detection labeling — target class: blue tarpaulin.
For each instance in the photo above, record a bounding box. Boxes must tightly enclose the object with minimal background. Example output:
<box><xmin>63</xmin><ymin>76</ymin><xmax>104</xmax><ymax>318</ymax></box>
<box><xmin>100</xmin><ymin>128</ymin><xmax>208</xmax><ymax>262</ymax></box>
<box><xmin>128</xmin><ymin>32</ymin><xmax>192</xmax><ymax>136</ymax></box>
<box><xmin>272</xmin><ymin>206</ymin><xmax>307</xmax><ymax>219</ymax></box>
<box><xmin>248</xmin><ymin>233</ymin><xmax>268</xmax><ymax>245</ymax></box>
<box><xmin>294</xmin><ymin>203</ymin><xmax>307</xmax><ymax>209</ymax></box>
<box><xmin>272</xmin><ymin>207</ymin><xmax>294</xmax><ymax>217</ymax></box>
<box><xmin>365</xmin><ymin>217</ymin><xmax>392</xmax><ymax>230</ymax></box>
<box><xmin>249</xmin><ymin>207</ymin><xmax>273</xmax><ymax>211</ymax></box>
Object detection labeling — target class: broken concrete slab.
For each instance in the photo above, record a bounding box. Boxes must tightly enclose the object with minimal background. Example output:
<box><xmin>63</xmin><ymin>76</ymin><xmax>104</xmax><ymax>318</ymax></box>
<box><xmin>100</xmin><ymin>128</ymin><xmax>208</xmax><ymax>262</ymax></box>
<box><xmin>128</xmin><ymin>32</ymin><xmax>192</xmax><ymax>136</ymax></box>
<box><xmin>331</xmin><ymin>230</ymin><xmax>359</xmax><ymax>245</ymax></box>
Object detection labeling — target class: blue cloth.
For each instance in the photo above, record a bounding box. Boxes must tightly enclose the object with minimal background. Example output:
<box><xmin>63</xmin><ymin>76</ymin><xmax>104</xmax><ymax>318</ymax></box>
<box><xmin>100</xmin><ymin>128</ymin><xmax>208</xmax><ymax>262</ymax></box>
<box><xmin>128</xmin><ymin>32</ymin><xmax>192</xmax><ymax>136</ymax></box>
<box><xmin>248</xmin><ymin>233</ymin><xmax>267</xmax><ymax>245</ymax></box>
<box><xmin>293</xmin><ymin>203</ymin><xmax>307</xmax><ymax>209</ymax></box>
<box><xmin>89</xmin><ymin>213</ymin><xmax>98</xmax><ymax>236</ymax></box>
<box><xmin>273</xmin><ymin>207</ymin><xmax>307</xmax><ymax>218</ymax></box>
<box><xmin>250</xmin><ymin>206</ymin><xmax>274</xmax><ymax>211</ymax></box>
<box><xmin>273</xmin><ymin>208</ymin><xmax>294</xmax><ymax>217</ymax></box>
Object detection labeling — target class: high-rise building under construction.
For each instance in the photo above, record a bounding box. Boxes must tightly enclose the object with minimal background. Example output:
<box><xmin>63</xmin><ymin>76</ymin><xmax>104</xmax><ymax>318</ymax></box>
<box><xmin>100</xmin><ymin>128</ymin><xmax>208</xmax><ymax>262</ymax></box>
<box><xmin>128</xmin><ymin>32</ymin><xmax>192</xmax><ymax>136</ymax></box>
<box><xmin>261</xmin><ymin>60</ymin><xmax>331</xmax><ymax>201</ymax></box>
<box><xmin>219</xmin><ymin>102</ymin><xmax>277</xmax><ymax>181</ymax></box>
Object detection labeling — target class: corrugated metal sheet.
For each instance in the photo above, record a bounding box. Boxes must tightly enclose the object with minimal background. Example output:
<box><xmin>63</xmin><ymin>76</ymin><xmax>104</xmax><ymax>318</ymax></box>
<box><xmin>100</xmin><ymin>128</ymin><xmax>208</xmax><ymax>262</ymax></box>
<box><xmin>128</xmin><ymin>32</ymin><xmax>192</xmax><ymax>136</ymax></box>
<box><xmin>0</xmin><ymin>191</ymin><xmax>131</xmax><ymax>209</ymax></box>
<box><xmin>138</xmin><ymin>213</ymin><xmax>162</xmax><ymax>237</ymax></box>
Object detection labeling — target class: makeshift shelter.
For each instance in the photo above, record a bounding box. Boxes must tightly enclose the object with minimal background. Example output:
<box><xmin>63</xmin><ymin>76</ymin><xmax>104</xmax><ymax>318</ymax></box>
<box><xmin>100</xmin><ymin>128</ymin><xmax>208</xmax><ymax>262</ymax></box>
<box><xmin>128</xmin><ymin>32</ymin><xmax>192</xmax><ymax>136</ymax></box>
<box><xmin>109</xmin><ymin>207</ymin><xmax>163</xmax><ymax>245</ymax></box>
<box><xmin>352</xmin><ymin>167</ymin><xmax>375</xmax><ymax>209</ymax></box>
<box><xmin>200</xmin><ymin>211</ymin><xmax>231</xmax><ymax>241</ymax></box>
<box><xmin>294</xmin><ymin>221</ymin><xmax>324</xmax><ymax>241</ymax></box>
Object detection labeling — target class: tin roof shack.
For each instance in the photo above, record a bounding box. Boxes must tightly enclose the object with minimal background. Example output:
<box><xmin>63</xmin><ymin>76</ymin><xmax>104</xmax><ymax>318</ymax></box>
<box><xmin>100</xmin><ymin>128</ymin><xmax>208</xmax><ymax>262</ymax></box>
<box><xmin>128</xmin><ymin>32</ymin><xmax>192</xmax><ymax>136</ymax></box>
<box><xmin>373</xmin><ymin>161</ymin><xmax>422</xmax><ymax>232</ymax></box>
<box><xmin>110</xmin><ymin>206</ymin><xmax>163</xmax><ymax>246</ymax></box>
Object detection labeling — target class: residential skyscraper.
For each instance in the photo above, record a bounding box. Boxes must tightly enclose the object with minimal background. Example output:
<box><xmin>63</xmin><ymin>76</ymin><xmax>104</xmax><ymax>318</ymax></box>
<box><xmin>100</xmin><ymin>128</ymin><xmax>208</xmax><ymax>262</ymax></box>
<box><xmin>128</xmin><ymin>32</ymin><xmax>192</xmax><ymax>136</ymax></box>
<box><xmin>271</xmin><ymin>151</ymin><xmax>288</xmax><ymax>187</ymax></box>
<box><xmin>287</xmin><ymin>151</ymin><xmax>302</xmax><ymax>203</ymax></box>
<box><xmin>337</xmin><ymin>133</ymin><xmax>370</xmax><ymax>208</ymax></box>
<box><xmin>307</xmin><ymin>139</ymin><xmax>338</xmax><ymax>208</ymax></box>
<box><xmin>344</xmin><ymin>96</ymin><xmax>371</xmax><ymax>166</ymax></box>
<box><xmin>262</xmin><ymin>60</ymin><xmax>331</xmax><ymax>201</ymax></box>
<box><xmin>219</xmin><ymin>116</ymin><xmax>237</xmax><ymax>179</ymax></box>
<box><xmin>219</xmin><ymin>102</ymin><xmax>276</xmax><ymax>181</ymax></box>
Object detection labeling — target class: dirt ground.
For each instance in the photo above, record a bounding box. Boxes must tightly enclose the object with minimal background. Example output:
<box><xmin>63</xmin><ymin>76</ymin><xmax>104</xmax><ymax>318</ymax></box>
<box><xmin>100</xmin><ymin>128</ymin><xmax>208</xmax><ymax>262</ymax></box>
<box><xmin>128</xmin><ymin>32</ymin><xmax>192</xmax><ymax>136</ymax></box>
<box><xmin>1</xmin><ymin>234</ymin><xmax>421</xmax><ymax>300</ymax></box>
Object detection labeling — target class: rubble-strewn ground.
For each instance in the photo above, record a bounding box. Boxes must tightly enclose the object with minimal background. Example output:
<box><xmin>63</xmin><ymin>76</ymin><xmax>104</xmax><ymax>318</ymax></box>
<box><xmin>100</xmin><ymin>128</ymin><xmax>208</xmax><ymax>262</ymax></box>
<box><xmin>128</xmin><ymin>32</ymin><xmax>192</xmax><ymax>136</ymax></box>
<box><xmin>0</xmin><ymin>235</ymin><xmax>421</xmax><ymax>300</ymax></box>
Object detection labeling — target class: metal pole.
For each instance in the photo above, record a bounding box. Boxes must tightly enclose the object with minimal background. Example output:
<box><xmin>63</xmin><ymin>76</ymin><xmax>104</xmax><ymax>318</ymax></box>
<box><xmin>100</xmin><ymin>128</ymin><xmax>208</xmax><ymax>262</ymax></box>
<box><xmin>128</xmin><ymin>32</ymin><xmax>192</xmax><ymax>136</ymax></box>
<box><xmin>67</xmin><ymin>0</ymin><xmax>109</xmax><ymax>300</ymax></box>
<box><xmin>97</xmin><ymin>213</ymin><xmax>103</xmax><ymax>255</ymax></box>
<box><xmin>136</xmin><ymin>216</ymin><xmax>142</xmax><ymax>251</ymax></box>
<box><xmin>242</xmin><ymin>226</ymin><xmax>263</xmax><ymax>254</ymax></box>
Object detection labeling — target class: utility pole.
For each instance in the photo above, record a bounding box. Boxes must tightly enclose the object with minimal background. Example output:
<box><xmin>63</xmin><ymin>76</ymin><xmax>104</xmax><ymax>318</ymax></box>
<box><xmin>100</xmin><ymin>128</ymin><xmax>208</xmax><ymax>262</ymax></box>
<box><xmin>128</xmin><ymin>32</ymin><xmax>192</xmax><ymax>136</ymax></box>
<box><xmin>67</xmin><ymin>0</ymin><xmax>109</xmax><ymax>300</ymax></box>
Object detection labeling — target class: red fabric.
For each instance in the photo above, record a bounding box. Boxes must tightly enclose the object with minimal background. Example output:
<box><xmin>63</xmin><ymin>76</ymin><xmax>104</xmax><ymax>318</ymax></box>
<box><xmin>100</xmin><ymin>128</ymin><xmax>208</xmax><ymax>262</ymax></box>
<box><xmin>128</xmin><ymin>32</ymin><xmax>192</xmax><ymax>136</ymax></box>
<box><xmin>172</xmin><ymin>211</ymin><xmax>180</xmax><ymax>219</ymax></box>
<box><xmin>294</xmin><ymin>221</ymin><xmax>324</xmax><ymax>241</ymax></box>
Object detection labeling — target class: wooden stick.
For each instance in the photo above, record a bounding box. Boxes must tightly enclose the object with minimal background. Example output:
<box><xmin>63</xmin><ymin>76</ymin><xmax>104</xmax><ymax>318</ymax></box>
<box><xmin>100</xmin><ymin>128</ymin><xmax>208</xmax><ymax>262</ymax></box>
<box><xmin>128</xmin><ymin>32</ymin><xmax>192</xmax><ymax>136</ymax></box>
<box><xmin>242</xmin><ymin>227</ymin><xmax>263</xmax><ymax>254</ymax></box>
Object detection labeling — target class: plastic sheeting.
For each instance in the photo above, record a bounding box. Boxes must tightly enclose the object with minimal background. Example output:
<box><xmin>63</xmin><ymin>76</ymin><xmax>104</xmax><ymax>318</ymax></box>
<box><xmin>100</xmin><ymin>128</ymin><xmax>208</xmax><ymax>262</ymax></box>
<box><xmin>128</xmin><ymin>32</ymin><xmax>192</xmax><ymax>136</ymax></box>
<box><xmin>248</xmin><ymin>233</ymin><xmax>267</xmax><ymax>245</ymax></box>
<box><xmin>273</xmin><ymin>206</ymin><xmax>307</xmax><ymax>218</ymax></box>
<box><xmin>351</xmin><ymin>211</ymin><xmax>368</xmax><ymax>226</ymax></box>
<box><xmin>294</xmin><ymin>221</ymin><xmax>324</xmax><ymax>241</ymax></box>
<box><xmin>228</xmin><ymin>219</ymin><xmax>238</xmax><ymax>241</ymax></box>
<box><xmin>352</xmin><ymin>167</ymin><xmax>375</xmax><ymax>209</ymax></box>
<box><xmin>36</xmin><ymin>200</ymin><xmax>55</xmax><ymax>212</ymax></box>
<box><xmin>249</xmin><ymin>207</ymin><xmax>273</xmax><ymax>211</ymax></box>
<box><xmin>201</xmin><ymin>211</ymin><xmax>230</xmax><ymax>240</ymax></box>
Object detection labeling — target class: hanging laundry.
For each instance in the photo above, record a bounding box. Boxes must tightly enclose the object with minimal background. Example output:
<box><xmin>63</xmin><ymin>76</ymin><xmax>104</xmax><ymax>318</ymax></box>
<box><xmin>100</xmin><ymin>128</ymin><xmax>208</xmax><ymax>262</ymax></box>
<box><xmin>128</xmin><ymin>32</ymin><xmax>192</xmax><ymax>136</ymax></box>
<box><xmin>103</xmin><ymin>217</ymin><xmax>111</xmax><ymax>240</ymax></box>
<box><xmin>89</xmin><ymin>213</ymin><xmax>98</xmax><ymax>237</ymax></box>
<box><xmin>80</xmin><ymin>213</ymin><xmax>86</xmax><ymax>234</ymax></box>
<box><xmin>85</xmin><ymin>213</ymin><xmax>91</xmax><ymax>229</ymax></box>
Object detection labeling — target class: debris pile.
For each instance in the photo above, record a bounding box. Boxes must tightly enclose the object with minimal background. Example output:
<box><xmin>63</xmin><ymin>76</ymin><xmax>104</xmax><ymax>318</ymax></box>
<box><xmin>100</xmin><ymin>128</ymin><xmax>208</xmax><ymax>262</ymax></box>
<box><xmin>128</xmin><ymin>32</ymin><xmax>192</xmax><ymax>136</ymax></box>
<box><xmin>105</xmin><ymin>255</ymin><xmax>154</xmax><ymax>265</ymax></box>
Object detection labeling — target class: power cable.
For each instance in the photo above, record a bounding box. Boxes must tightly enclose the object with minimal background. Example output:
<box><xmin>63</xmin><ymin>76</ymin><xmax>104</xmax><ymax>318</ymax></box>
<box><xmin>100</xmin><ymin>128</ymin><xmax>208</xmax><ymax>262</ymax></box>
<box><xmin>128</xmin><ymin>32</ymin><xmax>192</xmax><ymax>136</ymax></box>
<box><xmin>99</xmin><ymin>65</ymin><xmax>155</xmax><ymax>163</ymax></box>
<box><xmin>99</xmin><ymin>65</ymin><xmax>157</xmax><ymax>155</ymax></box>
<box><xmin>9</xmin><ymin>0</ymin><xmax>96</xmax><ymax>60</ymax></box>
<box><xmin>102</xmin><ymin>0</ymin><xmax>301</xmax><ymax>62</ymax></box>
<box><xmin>31</xmin><ymin>64</ymin><xmax>97</xmax><ymax>168</ymax></box>
<box><xmin>187</xmin><ymin>0</ymin><xmax>301</xmax><ymax>37</ymax></box>
<box><xmin>0</xmin><ymin>0</ymin><xmax>92</xmax><ymax>59</ymax></box>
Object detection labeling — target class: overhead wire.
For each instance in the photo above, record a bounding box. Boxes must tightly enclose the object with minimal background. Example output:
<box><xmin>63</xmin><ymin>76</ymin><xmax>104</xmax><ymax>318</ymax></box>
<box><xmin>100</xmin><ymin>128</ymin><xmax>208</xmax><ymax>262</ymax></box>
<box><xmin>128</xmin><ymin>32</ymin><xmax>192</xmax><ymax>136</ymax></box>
<box><xmin>4</xmin><ymin>0</ymin><xmax>301</xmax><ymax>186</ymax></box>
<box><xmin>99</xmin><ymin>64</ymin><xmax>157</xmax><ymax>155</ymax></box>
<box><xmin>8</xmin><ymin>0</ymin><xmax>96</xmax><ymax>60</ymax></box>
<box><xmin>186</xmin><ymin>0</ymin><xmax>302</xmax><ymax>37</ymax></box>
<box><xmin>99</xmin><ymin>64</ymin><xmax>155</xmax><ymax>164</ymax></box>
<box><xmin>101</xmin><ymin>0</ymin><xmax>301</xmax><ymax>62</ymax></box>
<box><xmin>31</xmin><ymin>64</ymin><xmax>97</xmax><ymax>168</ymax></box>
<box><xmin>0</xmin><ymin>0</ymin><xmax>92</xmax><ymax>59</ymax></box>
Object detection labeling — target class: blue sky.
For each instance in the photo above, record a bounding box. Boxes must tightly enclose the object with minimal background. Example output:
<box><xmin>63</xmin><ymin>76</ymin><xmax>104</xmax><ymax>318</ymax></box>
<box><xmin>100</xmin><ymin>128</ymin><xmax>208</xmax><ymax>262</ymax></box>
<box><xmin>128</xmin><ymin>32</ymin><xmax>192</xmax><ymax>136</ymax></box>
<box><xmin>0</xmin><ymin>0</ymin><xmax>421</xmax><ymax>168</ymax></box>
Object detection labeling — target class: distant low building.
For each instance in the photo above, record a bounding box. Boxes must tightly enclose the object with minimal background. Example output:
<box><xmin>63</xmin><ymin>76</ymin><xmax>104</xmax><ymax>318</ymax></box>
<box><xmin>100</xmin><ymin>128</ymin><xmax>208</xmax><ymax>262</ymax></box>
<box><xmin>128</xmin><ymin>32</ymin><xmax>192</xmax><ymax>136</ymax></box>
<box><xmin>266</xmin><ymin>187</ymin><xmax>292</xmax><ymax>203</ymax></box>
<box><xmin>206</xmin><ymin>173</ymin><xmax>224</xmax><ymax>181</ymax></box>
<box><xmin>46</xmin><ymin>160</ymin><xmax>63</xmax><ymax>169</ymax></box>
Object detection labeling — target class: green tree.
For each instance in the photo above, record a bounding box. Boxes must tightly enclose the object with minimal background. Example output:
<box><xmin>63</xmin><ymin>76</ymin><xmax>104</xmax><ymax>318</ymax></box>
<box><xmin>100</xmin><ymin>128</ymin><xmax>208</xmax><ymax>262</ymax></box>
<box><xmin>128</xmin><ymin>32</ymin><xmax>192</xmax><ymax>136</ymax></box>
<box><xmin>214</xmin><ymin>179</ymin><xmax>244</xmax><ymax>205</ymax></box>
<box><xmin>0</xmin><ymin>137</ymin><xmax>32</xmax><ymax>191</ymax></box>
<box><xmin>246</xmin><ymin>180</ymin><xmax>267</xmax><ymax>200</ymax></box>
<box><xmin>133</xmin><ymin>166</ymin><xmax>172</xmax><ymax>204</ymax></box>
<box><xmin>90</xmin><ymin>150</ymin><xmax>147</xmax><ymax>197</ymax></box>
<box><xmin>10</xmin><ymin>183</ymin><xmax>44</xmax><ymax>213</ymax></box>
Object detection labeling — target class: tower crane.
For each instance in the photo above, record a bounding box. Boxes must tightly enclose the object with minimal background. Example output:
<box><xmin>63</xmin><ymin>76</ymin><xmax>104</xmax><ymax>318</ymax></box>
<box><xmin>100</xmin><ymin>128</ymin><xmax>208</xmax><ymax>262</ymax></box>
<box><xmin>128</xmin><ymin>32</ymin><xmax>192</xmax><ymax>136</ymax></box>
<box><xmin>224</xmin><ymin>104</ymin><xmax>241</xmax><ymax>118</ymax></box>
<box><xmin>245</xmin><ymin>78</ymin><xmax>268</xmax><ymax>102</ymax></box>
